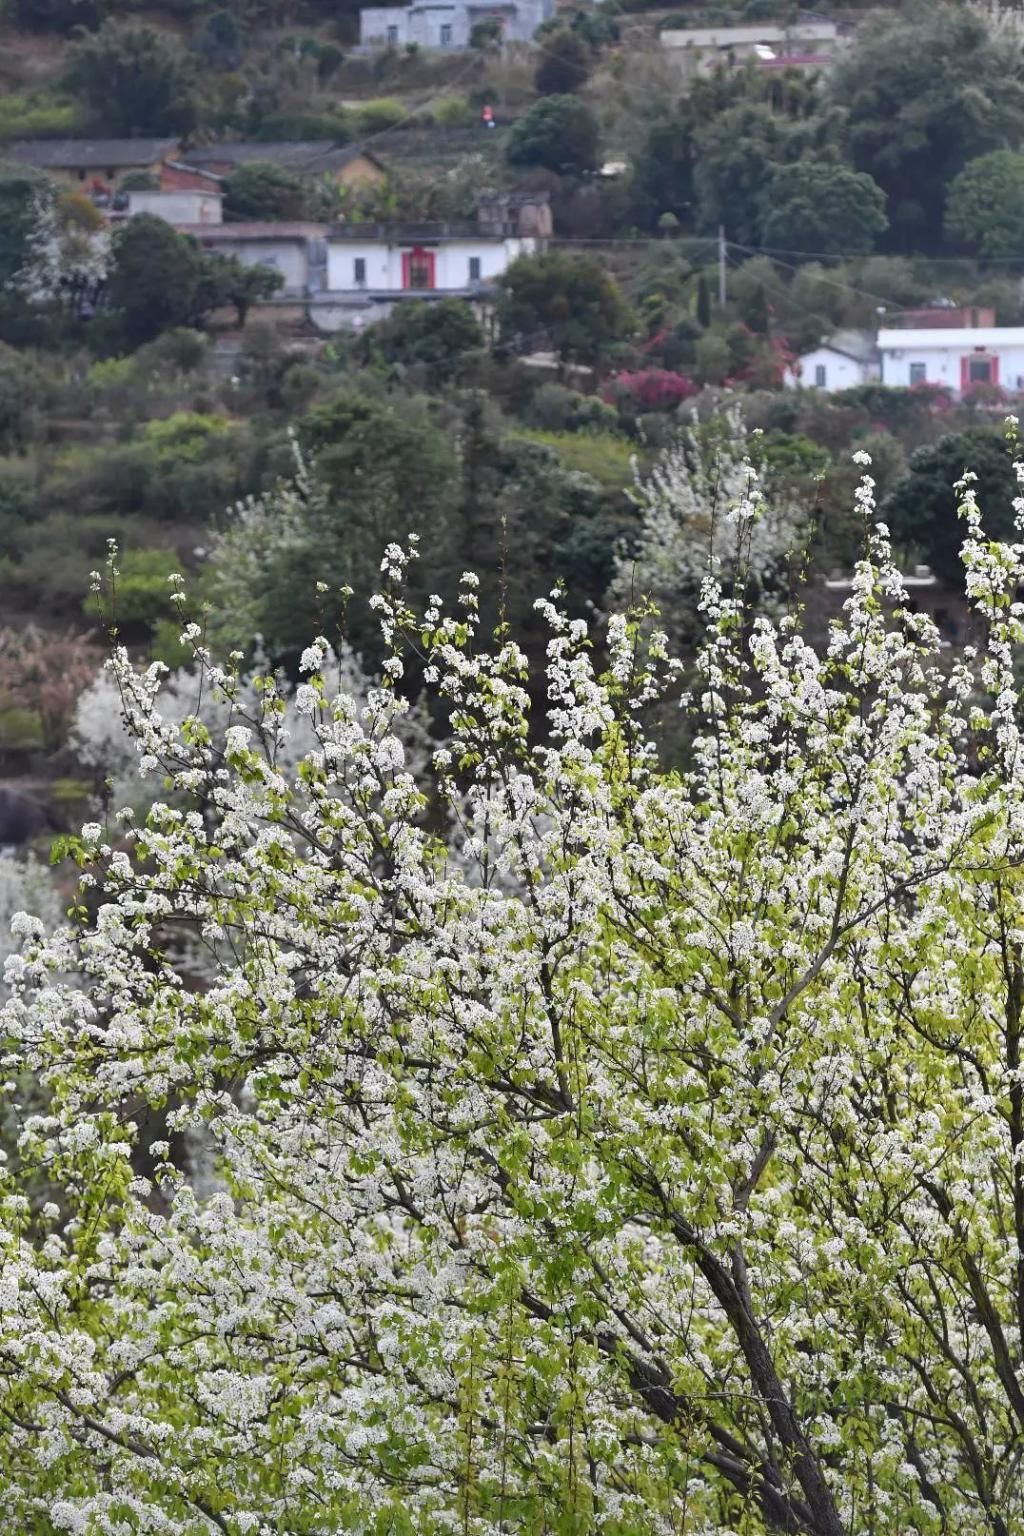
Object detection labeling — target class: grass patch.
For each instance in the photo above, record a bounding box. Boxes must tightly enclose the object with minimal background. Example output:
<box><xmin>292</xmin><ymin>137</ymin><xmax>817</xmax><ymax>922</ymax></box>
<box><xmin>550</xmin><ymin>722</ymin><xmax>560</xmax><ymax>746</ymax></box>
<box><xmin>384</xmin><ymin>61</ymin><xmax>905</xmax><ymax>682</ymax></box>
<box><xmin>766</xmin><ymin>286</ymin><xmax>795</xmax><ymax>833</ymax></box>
<box><xmin>510</xmin><ymin>429</ymin><xmax>636</xmax><ymax>493</ymax></box>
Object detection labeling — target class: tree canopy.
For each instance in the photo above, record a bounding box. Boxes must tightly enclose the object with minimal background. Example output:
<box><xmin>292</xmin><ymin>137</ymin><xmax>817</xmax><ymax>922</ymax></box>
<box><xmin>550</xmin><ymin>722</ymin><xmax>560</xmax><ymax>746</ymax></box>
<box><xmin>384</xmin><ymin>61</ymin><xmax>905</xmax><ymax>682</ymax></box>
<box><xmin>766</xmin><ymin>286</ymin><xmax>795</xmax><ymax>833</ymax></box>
<box><xmin>945</xmin><ymin>148</ymin><xmax>1024</xmax><ymax>259</ymax></box>
<box><xmin>499</xmin><ymin>249</ymin><xmax>632</xmax><ymax>362</ymax></box>
<box><xmin>8</xmin><ymin>452</ymin><xmax>1024</xmax><ymax>1529</ymax></box>
<box><xmin>63</xmin><ymin>18</ymin><xmax>198</xmax><ymax>137</ymax></box>
<box><xmin>222</xmin><ymin>162</ymin><xmax>311</xmax><ymax>223</ymax></box>
<box><xmin>760</xmin><ymin>160</ymin><xmax>888</xmax><ymax>257</ymax></box>
<box><xmin>505</xmin><ymin>94</ymin><xmax>600</xmax><ymax>176</ymax></box>
<box><xmin>831</xmin><ymin>0</ymin><xmax>1024</xmax><ymax>252</ymax></box>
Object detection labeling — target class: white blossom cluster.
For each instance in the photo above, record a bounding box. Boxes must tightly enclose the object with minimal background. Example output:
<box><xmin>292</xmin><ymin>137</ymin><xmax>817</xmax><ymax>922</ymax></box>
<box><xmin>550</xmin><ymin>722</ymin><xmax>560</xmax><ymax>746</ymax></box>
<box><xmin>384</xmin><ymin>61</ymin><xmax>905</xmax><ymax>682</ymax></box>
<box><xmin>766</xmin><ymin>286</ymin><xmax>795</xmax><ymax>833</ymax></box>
<box><xmin>7</xmin><ymin>185</ymin><xmax>111</xmax><ymax>310</ymax></box>
<box><xmin>608</xmin><ymin>409</ymin><xmax>806</xmax><ymax>647</ymax></box>
<box><xmin>2</xmin><ymin>450</ymin><xmax>1024</xmax><ymax>1531</ymax></box>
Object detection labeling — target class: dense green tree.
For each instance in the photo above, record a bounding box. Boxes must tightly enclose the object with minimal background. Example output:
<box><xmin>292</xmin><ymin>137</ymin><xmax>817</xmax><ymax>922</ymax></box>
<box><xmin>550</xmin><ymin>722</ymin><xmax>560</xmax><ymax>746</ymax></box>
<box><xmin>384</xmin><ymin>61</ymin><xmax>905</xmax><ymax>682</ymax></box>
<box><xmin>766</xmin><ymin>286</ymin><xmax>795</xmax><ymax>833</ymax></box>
<box><xmin>945</xmin><ymin>149</ymin><xmax>1024</xmax><ymax>259</ymax></box>
<box><xmin>571</xmin><ymin>6</ymin><xmax>619</xmax><ymax>47</ymax></box>
<box><xmin>360</xmin><ymin>300</ymin><xmax>484</xmax><ymax>383</ymax></box>
<box><xmin>499</xmin><ymin>250</ymin><xmax>632</xmax><ymax>362</ymax></box>
<box><xmin>222</xmin><ymin>161</ymin><xmax>310</xmax><ymax>221</ymax></box>
<box><xmin>208</xmin><ymin>391</ymin><xmax>459</xmax><ymax>665</ymax></box>
<box><xmin>197</xmin><ymin>252</ymin><xmax>284</xmax><ymax>327</ymax></box>
<box><xmin>629</xmin><ymin>109</ymin><xmax>698</xmax><ymax>230</ymax></box>
<box><xmin>831</xmin><ymin>0</ymin><xmax>1024</xmax><ymax>252</ymax></box>
<box><xmin>505</xmin><ymin>95</ymin><xmax>600</xmax><ymax>176</ymax></box>
<box><xmin>107</xmin><ymin>216</ymin><xmax>206</xmax><ymax>347</ymax></box>
<box><xmin>760</xmin><ymin>161</ymin><xmax>888</xmax><ymax>257</ymax></box>
<box><xmin>534</xmin><ymin>28</ymin><xmax>591</xmax><ymax>94</ymax></box>
<box><xmin>64</xmin><ymin>19</ymin><xmax>199</xmax><ymax>137</ymax></box>
<box><xmin>693</xmin><ymin>99</ymin><xmax>839</xmax><ymax>244</ymax></box>
<box><xmin>195</xmin><ymin>8</ymin><xmax>246</xmax><ymax>71</ymax></box>
<box><xmin>880</xmin><ymin>428</ymin><xmax>1019</xmax><ymax>587</ymax></box>
<box><xmin>12</xmin><ymin>0</ymin><xmax>99</xmax><ymax>29</ymax></box>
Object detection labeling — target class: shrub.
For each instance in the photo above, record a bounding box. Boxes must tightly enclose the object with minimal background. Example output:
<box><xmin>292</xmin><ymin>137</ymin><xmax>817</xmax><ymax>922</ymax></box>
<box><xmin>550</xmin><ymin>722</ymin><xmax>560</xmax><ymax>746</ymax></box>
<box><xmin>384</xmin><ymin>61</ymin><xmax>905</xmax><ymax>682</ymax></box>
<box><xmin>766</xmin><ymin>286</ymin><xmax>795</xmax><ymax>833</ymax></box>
<box><xmin>143</xmin><ymin>412</ymin><xmax>234</xmax><ymax>465</ymax></box>
<box><xmin>431</xmin><ymin>94</ymin><xmax>474</xmax><ymax>127</ymax></box>
<box><xmin>604</xmin><ymin>368</ymin><xmax>699</xmax><ymax>413</ymax></box>
<box><xmin>510</xmin><ymin>427</ymin><xmax>634</xmax><ymax>492</ymax></box>
<box><xmin>99</xmin><ymin>547</ymin><xmax>184</xmax><ymax>628</ymax></box>
<box><xmin>354</xmin><ymin>98</ymin><xmax>406</xmax><ymax>133</ymax></box>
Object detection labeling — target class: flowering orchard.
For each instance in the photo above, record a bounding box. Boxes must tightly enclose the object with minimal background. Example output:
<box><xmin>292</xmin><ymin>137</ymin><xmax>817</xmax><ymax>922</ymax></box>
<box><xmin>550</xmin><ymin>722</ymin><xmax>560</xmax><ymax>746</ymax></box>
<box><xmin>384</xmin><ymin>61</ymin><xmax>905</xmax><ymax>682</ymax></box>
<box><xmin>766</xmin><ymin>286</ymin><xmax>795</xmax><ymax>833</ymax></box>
<box><xmin>5</xmin><ymin>448</ymin><xmax>1024</xmax><ymax>1534</ymax></box>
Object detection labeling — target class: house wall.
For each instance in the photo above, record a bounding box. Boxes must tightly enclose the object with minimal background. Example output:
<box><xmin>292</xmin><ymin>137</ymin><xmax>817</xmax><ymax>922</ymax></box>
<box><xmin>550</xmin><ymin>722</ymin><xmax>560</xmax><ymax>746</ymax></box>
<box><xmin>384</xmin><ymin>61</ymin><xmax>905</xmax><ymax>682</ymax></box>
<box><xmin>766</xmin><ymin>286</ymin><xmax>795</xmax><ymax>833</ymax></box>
<box><xmin>42</xmin><ymin>158</ymin><xmax>167</xmax><ymax>190</ymax></box>
<box><xmin>361</xmin><ymin>0</ymin><xmax>549</xmax><ymax>48</ymax></box>
<box><xmin>325</xmin><ymin>235</ymin><xmax>532</xmax><ymax>292</ymax></box>
<box><xmin>127</xmin><ymin>190</ymin><xmax>223</xmax><ymax>224</ymax></box>
<box><xmin>333</xmin><ymin>155</ymin><xmax>387</xmax><ymax>188</ymax></box>
<box><xmin>877</xmin><ymin>327</ymin><xmax>1024</xmax><ymax>393</ymax></box>
<box><xmin>202</xmin><ymin>236</ymin><xmax>310</xmax><ymax>294</ymax></box>
<box><xmin>661</xmin><ymin>21</ymin><xmax>839</xmax><ymax>75</ymax></box>
<box><xmin>786</xmin><ymin>347</ymin><xmax>871</xmax><ymax>392</ymax></box>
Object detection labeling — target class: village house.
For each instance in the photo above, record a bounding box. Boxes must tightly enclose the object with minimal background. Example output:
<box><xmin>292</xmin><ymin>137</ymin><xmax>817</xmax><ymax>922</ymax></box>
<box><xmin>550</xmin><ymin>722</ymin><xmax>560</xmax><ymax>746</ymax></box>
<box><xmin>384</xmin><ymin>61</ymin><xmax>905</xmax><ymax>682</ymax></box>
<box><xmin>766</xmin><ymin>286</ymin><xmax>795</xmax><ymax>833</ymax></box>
<box><xmin>660</xmin><ymin>18</ymin><xmax>843</xmax><ymax>78</ymax></box>
<box><xmin>116</xmin><ymin>188</ymin><xmax>224</xmax><ymax>225</ymax></box>
<box><xmin>789</xmin><ymin>309</ymin><xmax>1024</xmax><ymax>397</ymax></box>
<box><xmin>6</xmin><ymin>138</ymin><xmax>180</xmax><ymax>195</ymax></box>
<box><xmin>172</xmin><ymin>192</ymin><xmax>550</xmax><ymax>329</ymax></box>
<box><xmin>360</xmin><ymin>0</ymin><xmax>552</xmax><ymax>50</ymax></box>
<box><xmin>175</xmin><ymin>223</ymin><xmax>329</xmax><ymax>297</ymax></box>
<box><xmin>787</xmin><ymin>329</ymin><xmax>879</xmax><ymax>392</ymax></box>
<box><xmin>176</xmin><ymin>142</ymin><xmax>388</xmax><ymax>191</ymax></box>
<box><xmin>876</xmin><ymin>322</ymin><xmax>1024</xmax><ymax>394</ymax></box>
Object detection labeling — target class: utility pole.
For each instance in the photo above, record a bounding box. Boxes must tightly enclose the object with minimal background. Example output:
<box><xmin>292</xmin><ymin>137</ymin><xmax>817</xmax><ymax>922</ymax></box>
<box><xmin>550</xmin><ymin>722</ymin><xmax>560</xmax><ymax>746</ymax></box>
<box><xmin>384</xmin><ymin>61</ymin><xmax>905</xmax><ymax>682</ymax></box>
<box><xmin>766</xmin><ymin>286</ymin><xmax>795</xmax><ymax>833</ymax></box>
<box><xmin>718</xmin><ymin>226</ymin><xmax>727</xmax><ymax>307</ymax></box>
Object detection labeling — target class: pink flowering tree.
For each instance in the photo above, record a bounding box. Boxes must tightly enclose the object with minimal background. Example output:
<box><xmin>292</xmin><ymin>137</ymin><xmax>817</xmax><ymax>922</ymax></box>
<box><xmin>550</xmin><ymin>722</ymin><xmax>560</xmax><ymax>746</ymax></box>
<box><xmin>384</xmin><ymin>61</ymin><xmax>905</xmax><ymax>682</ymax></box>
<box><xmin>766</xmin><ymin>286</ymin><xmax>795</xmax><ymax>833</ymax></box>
<box><xmin>604</xmin><ymin>367</ymin><xmax>699</xmax><ymax>414</ymax></box>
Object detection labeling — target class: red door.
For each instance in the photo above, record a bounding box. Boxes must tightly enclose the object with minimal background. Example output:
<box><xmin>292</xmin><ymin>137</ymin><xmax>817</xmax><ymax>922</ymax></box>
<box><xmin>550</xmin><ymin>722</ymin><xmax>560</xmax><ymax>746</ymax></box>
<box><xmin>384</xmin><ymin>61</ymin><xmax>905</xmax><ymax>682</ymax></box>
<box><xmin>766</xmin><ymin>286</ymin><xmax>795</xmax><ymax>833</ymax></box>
<box><xmin>961</xmin><ymin>352</ymin><xmax>998</xmax><ymax>392</ymax></box>
<box><xmin>402</xmin><ymin>247</ymin><xmax>436</xmax><ymax>290</ymax></box>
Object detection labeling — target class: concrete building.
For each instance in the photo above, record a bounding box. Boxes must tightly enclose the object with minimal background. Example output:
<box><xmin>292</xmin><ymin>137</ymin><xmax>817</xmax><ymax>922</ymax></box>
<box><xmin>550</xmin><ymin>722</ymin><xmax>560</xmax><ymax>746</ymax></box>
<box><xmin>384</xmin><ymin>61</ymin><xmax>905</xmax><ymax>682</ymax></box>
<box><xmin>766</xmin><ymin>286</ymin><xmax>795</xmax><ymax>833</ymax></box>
<box><xmin>119</xmin><ymin>189</ymin><xmax>224</xmax><ymax>225</ymax></box>
<box><xmin>787</xmin><ymin>331</ymin><xmax>879</xmax><ymax>392</ymax></box>
<box><xmin>176</xmin><ymin>223</ymin><xmax>330</xmax><ymax>296</ymax></box>
<box><xmin>660</xmin><ymin>19</ymin><xmax>842</xmax><ymax>77</ymax></box>
<box><xmin>174</xmin><ymin>194</ymin><xmax>548</xmax><ymax>326</ymax></box>
<box><xmin>360</xmin><ymin>0</ymin><xmax>552</xmax><ymax>50</ymax></box>
<box><xmin>877</xmin><ymin>325</ymin><xmax>1024</xmax><ymax>394</ymax></box>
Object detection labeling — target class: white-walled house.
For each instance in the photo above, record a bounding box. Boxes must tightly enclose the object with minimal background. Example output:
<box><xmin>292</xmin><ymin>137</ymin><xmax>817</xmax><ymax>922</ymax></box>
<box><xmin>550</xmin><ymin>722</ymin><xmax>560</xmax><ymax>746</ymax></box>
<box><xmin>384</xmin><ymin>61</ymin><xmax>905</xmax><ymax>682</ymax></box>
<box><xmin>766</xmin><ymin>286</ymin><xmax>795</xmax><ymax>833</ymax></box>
<box><xmin>326</xmin><ymin>226</ymin><xmax>533</xmax><ymax>296</ymax></box>
<box><xmin>786</xmin><ymin>331</ymin><xmax>879</xmax><ymax>392</ymax></box>
<box><xmin>122</xmin><ymin>189</ymin><xmax>223</xmax><ymax>224</ymax></box>
<box><xmin>360</xmin><ymin>0</ymin><xmax>551</xmax><ymax>49</ymax></box>
<box><xmin>171</xmin><ymin>215</ymin><xmax>543</xmax><ymax>327</ymax></box>
<box><xmin>661</xmin><ymin>19</ymin><xmax>841</xmax><ymax>76</ymax></box>
<box><xmin>877</xmin><ymin>326</ymin><xmax>1024</xmax><ymax>394</ymax></box>
<box><xmin>175</xmin><ymin>223</ymin><xmax>329</xmax><ymax>296</ymax></box>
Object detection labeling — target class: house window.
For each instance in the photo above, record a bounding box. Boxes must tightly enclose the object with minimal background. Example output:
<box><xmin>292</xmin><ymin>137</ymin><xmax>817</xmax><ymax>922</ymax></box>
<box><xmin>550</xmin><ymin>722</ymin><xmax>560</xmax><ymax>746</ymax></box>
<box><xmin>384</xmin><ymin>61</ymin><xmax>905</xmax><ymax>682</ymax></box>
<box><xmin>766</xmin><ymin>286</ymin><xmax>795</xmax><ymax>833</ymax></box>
<box><xmin>387</xmin><ymin>23</ymin><xmax>399</xmax><ymax>42</ymax></box>
<box><xmin>909</xmin><ymin>362</ymin><xmax>927</xmax><ymax>385</ymax></box>
<box><xmin>468</xmin><ymin>256</ymin><xmax>481</xmax><ymax>283</ymax></box>
<box><xmin>969</xmin><ymin>355</ymin><xmax>993</xmax><ymax>384</ymax></box>
<box><xmin>440</xmin><ymin>22</ymin><xmax>452</xmax><ymax>44</ymax></box>
<box><xmin>402</xmin><ymin>246</ymin><xmax>435</xmax><ymax>290</ymax></box>
<box><xmin>354</xmin><ymin>256</ymin><xmax>366</xmax><ymax>286</ymax></box>
<box><xmin>814</xmin><ymin>364</ymin><xmax>827</xmax><ymax>388</ymax></box>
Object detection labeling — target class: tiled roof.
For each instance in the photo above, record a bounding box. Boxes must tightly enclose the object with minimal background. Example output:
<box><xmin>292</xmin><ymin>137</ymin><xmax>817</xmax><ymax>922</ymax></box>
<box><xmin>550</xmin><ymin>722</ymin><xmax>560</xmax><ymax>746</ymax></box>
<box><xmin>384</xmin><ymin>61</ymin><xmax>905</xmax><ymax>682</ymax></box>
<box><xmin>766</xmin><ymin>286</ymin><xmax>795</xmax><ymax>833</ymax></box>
<box><xmin>175</xmin><ymin>222</ymin><xmax>328</xmax><ymax>239</ymax></box>
<box><xmin>179</xmin><ymin>142</ymin><xmax>385</xmax><ymax>172</ymax></box>
<box><xmin>6</xmin><ymin>138</ymin><xmax>179</xmax><ymax>169</ymax></box>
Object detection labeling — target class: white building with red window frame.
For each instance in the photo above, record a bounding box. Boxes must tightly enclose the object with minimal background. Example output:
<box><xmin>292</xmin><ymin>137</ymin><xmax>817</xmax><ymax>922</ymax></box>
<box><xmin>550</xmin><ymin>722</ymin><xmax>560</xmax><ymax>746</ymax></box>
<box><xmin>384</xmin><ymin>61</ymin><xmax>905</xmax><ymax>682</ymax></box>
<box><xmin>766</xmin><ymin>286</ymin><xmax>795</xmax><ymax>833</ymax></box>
<box><xmin>325</xmin><ymin>223</ymin><xmax>538</xmax><ymax>299</ymax></box>
<box><xmin>877</xmin><ymin>326</ymin><xmax>1024</xmax><ymax>395</ymax></box>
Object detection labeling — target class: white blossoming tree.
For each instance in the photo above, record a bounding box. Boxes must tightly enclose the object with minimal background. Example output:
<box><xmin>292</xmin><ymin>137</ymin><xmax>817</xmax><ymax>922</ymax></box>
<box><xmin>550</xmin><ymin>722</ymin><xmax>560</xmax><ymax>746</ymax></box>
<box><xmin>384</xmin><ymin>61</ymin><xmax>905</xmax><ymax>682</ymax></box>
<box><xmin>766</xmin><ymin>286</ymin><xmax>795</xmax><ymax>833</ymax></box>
<box><xmin>6</xmin><ymin>454</ymin><xmax>1024</xmax><ymax>1533</ymax></box>
<box><xmin>608</xmin><ymin>412</ymin><xmax>806</xmax><ymax>652</ymax></box>
<box><xmin>71</xmin><ymin>640</ymin><xmax>431</xmax><ymax>817</ymax></box>
<box><xmin>9</xmin><ymin>183</ymin><xmax>110</xmax><ymax>316</ymax></box>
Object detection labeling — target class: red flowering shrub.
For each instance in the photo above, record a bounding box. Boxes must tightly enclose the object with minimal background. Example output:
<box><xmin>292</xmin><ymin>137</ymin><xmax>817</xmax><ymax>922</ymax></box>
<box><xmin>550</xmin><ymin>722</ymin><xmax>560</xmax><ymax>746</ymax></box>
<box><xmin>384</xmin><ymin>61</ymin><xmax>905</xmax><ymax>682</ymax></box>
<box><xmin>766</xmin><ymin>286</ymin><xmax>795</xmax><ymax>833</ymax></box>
<box><xmin>604</xmin><ymin>368</ymin><xmax>699</xmax><ymax>413</ymax></box>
